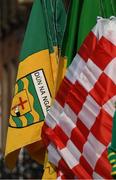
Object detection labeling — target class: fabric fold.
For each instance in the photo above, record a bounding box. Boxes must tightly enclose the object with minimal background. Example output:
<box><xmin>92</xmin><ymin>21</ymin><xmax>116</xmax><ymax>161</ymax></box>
<box><xmin>43</xmin><ymin>17</ymin><xmax>116</xmax><ymax>179</ymax></box>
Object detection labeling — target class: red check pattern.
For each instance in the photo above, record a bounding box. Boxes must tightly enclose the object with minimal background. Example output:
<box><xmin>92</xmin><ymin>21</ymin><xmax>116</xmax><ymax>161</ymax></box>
<box><xmin>42</xmin><ymin>20</ymin><xmax>116</xmax><ymax>179</ymax></box>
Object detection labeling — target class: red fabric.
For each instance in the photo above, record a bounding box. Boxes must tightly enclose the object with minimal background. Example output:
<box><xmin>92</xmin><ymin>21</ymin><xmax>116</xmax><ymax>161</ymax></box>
<box><xmin>42</xmin><ymin>32</ymin><xmax>114</xmax><ymax>179</ymax></box>
<box><xmin>91</xmin><ymin>109</ymin><xmax>112</xmax><ymax>146</ymax></box>
<box><xmin>78</xmin><ymin>31</ymin><xmax>98</xmax><ymax>61</ymax></box>
<box><xmin>56</xmin><ymin>77</ymin><xmax>73</xmax><ymax>107</ymax></box>
<box><xmin>90</xmin><ymin>73</ymin><xmax>116</xmax><ymax>105</ymax></box>
<box><xmin>95</xmin><ymin>150</ymin><xmax>112</xmax><ymax>179</ymax></box>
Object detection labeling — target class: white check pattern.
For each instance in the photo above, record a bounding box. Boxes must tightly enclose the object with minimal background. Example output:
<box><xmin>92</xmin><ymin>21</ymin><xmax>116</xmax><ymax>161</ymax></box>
<box><xmin>43</xmin><ymin>17</ymin><xmax>116</xmax><ymax>179</ymax></box>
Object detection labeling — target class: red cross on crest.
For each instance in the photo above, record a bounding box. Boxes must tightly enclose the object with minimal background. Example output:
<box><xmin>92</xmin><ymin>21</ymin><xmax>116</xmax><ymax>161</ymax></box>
<box><xmin>12</xmin><ymin>97</ymin><xmax>28</xmax><ymax>111</ymax></box>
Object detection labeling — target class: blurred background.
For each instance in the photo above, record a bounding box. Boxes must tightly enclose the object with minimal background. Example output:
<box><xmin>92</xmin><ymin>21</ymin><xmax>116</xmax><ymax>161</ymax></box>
<box><xmin>0</xmin><ymin>0</ymin><xmax>44</xmax><ymax>179</ymax></box>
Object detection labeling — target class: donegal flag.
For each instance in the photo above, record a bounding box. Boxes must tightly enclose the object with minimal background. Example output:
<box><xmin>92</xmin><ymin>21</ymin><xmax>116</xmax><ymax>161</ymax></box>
<box><xmin>5</xmin><ymin>0</ymin><xmax>66</xmax><ymax>169</ymax></box>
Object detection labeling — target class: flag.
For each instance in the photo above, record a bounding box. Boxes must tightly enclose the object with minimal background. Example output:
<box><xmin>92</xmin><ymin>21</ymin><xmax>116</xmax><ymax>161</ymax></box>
<box><xmin>56</xmin><ymin>0</ymin><xmax>116</xmax><ymax>92</ymax></box>
<box><xmin>5</xmin><ymin>0</ymin><xmax>66</xmax><ymax>169</ymax></box>
<box><xmin>42</xmin><ymin>17</ymin><xmax>116</xmax><ymax>179</ymax></box>
<box><xmin>108</xmin><ymin>107</ymin><xmax>116</xmax><ymax>177</ymax></box>
<box><xmin>42</xmin><ymin>19</ymin><xmax>101</xmax><ymax>179</ymax></box>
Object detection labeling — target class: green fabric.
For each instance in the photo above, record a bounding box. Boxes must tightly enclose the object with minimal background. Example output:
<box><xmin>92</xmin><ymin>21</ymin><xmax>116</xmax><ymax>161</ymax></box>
<box><xmin>108</xmin><ymin>146</ymin><xmax>116</xmax><ymax>165</ymax></box>
<box><xmin>20</xmin><ymin>0</ymin><xmax>48</xmax><ymax>61</ymax></box>
<box><xmin>77</xmin><ymin>0</ymin><xmax>102</xmax><ymax>49</ymax></box>
<box><xmin>101</xmin><ymin>0</ymin><xmax>116</xmax><ymax>17</ymax></box>
<box><xmin>42</xmin><ymin>0</ymin><xmax>66</xmax><ymax>51</ymax></box>
<box><xmin>111</xmin><ymin>111</ymin><xmax>116</xmax><ymax>150</ymax></box>
<box><xmin>55</xmin><ymin>0</ymin><xmax>67</xmax><ymax>47</ymax></box>
<box><xmin>108</xmin><ymin>111</ymin><xmax>116</xmax><ymax>177</ymax></box>
<box><xmin>61</xmin><ymin>0</ymin><xmax>116</xmax><ymax>67</ymax></box>
<box><xmin>77</xmin><ymin>0</ymin><xmax>116</xmax><ymax>49</ymax></box>
<box><xmin>108</xmin><ymin>111</ymin><xmax>116</xmax><ymax>152</ymax></box>
<box><xmin>42</xmin><ymin>0</ymin><xmax>57</xmax><ymax>47</ymax></box>
<box><xmin>61</xmin><ymin>0</ymin><xmax>83</xmax><ymax>67</ymax></box>
<box><xmin>20</xmin><ymin>0</ymin><xmax>66</xmax><ymax>62</ymax></box>
<box><xmin>112</xmin><ymin>164</ymin><xmax>116</xmax><ymax>176</ymax></box>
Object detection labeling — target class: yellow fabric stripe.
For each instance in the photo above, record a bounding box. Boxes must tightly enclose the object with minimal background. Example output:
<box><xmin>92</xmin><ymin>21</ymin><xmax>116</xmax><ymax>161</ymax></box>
<box><xmin>108</xmin><ymin>152</ymin><xmax>116</xmax><ymax>158</ymax></box>
<box><xmin>19</xmin><ymin>116</ymin><xmax>28</xmax><ymax>127</ymax></box>
<box><xmin>55</xmin><ymin>56</ymin><xmax>67</xmax><ymax>93</ymax></box>
<box><xmin>50</xmin><ymin>47</ymin><xmax>58</xmax><ymax>85</ymax></box>
<box><xmin>9</xmin><ymin>116</ymin><xmax>17</xmax><ymax>127</ymax></box>
<box><xmin>14</xmin><ymin>84</ymin><xmax>18</xmax><ymax>94</ymax></box>
<box><xmin>22</xmin><ymin>77</ymin><xmax>40</xmax><ymax>123</ymax></box>
<box><xmin>110</xmin><ymin>159</ymin><xmax>116</xmax><ymax>164</ymax></box>
<box><xmin>113</xmin><ymin>164</ymin><xmax>116</xmax><ymax>168</ymax></box>
<box><xmin>111</xmin><ymin>171</ymin><xmax>116</xmax><ymax>175</ymax></box>
<box><xmin>17</xmin><ymin>50</ymin><xmax>55</xmax><ymax>97</ymax></box>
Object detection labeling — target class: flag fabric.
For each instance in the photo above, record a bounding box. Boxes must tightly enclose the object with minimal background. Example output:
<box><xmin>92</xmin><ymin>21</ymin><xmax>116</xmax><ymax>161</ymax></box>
<box><xmin>56</xmin><ymin>0</ymin><xmax>116</xmax><ymax>92</ymax></box>
<box><xmin>42</xmin><ymin>19</ymin><xmax>102</xmax><ymax>179</ymax></box>
<box><xmin>5</xmin><ymin>0</ymin><xmax>66</xmax><ymax>169</ymax></box>
<box><xmin>42</xmin><ymin>17</ymin><xmax>116</xmax><ymax>179</ymax></box>
<box><xmin>108</xmin><ymin>108</ymin><xmax>116</xmax><ymax>177</ymax></box>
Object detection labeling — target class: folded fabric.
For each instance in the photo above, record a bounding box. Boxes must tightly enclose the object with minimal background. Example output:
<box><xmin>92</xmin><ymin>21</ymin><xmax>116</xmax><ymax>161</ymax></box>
<box><xmin>42</xmin><ymin>17</ymin><xmax>116</xmax><ymax>179</ymax></box>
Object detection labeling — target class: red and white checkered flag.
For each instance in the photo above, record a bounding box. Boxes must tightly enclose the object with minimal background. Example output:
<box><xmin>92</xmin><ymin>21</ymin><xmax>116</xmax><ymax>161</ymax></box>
<box><xmin>42</xmin><ymin>17</ymin><xmax>116</xmax><ymax>179</ymax></box>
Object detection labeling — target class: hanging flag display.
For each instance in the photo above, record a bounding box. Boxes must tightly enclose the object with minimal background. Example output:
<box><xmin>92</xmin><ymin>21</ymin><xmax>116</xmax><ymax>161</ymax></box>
<box><xmin>5</xmin><ymin>0</ymin><xmax>66</xmax><ymax>169</ymax></box>
<box><xmin>43</xmin><ymin>17</ymin><xmax>116</xmax><ymax>179</ymax></box>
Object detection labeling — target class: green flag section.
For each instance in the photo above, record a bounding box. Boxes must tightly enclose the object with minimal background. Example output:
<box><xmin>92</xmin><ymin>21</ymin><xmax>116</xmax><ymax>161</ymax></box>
<box><xmin>61</xmin><ymin>0</ymin><xmax>84</xmax><ymax>67</ymax></box>
<box><xmin>5</xmin><ymin>0</ymin><xmax>66</xmax><ymax>169</ymax></box>
<box><xmin>108</xmin><ymin>109</ymin><xmax>116</xmax><ymax>177</ymax></box>
<box><xmin>42</xmin><ymin>0</ymin><xmax>66</xmax><ymax>48</ymax></box>
<box><xmin>56</xmin><ymin>0</ymin><xmax>84</xmax><ymax>91</ymax></box>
